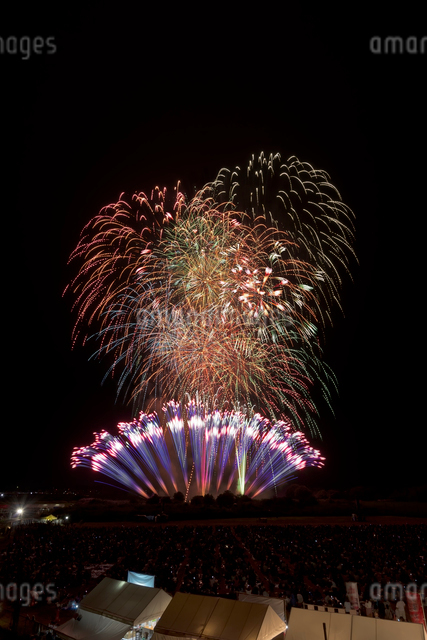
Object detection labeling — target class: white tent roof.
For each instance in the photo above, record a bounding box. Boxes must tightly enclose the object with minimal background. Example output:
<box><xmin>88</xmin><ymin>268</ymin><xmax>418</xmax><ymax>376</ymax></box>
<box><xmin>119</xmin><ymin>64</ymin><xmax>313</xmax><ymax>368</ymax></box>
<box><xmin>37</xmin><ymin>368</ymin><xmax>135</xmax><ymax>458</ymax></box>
<box><xmin>237</xmin><ymin>593</ymin><xmax>286</xmax><ymax>623</ymax></box>
<box><xmin>56</xmin><ymin>608</ymin><xmax>130</xmax><ymax>640</ymax></box>
<box><xmin>78</xmin><ymin>577</ymin><xmax>172</xmax><ymax>625</ymax></box>
<box><xmin>152</xmin><ymin>592</ymin><xmax>286</xmax><ymax>640</ymax></box>
<box><xmin>286</xmin><ymin>607</ymin><xmax>427</xmax><ymax>640</ymax></box>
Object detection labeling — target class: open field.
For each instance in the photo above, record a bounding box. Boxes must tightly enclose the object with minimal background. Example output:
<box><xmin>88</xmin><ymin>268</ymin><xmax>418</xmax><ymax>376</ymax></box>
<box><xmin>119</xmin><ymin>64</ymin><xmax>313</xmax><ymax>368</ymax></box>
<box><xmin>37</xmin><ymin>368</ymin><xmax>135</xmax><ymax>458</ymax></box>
<box><xmin>70</xmin><ymin>514</ymin><xmax>427</xmax><ymax>527</ymax></box>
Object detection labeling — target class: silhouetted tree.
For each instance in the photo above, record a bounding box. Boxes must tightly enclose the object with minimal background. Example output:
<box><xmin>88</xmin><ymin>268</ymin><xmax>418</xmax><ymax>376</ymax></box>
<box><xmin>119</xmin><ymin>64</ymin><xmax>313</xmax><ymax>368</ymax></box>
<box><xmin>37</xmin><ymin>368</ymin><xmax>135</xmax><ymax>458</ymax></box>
<box><xmin>216</xmin><ymin>490</ymin><xmax>235</xmax><ymax>508</ymax></box>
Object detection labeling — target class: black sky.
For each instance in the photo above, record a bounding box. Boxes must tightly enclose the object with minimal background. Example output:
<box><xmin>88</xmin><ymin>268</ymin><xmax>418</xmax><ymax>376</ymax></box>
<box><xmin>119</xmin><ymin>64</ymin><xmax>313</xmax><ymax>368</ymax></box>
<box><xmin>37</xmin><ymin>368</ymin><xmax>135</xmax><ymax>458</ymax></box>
<box><xmin>2</xmin><ymin>6</ymin><xmax>426</xmax><ymax>492</ymax></box>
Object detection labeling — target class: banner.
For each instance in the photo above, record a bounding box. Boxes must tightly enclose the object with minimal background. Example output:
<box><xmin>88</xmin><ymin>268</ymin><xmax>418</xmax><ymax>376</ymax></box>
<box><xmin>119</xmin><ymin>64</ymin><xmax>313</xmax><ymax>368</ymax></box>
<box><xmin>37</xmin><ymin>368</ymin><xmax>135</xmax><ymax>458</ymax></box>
<box><xmin>127</xmin><ymin>571</ymin><xmax>155</xmax><ymax>587</ymax></box>
<box><xmin>407</xmin><ymin>591</ymin><xmax>426</xmax><ymax>628</ymax></box>
<box><xmin>345</xmin><ymin>582</ymin><xmax>360</xmax><ymax>611</ymax></box>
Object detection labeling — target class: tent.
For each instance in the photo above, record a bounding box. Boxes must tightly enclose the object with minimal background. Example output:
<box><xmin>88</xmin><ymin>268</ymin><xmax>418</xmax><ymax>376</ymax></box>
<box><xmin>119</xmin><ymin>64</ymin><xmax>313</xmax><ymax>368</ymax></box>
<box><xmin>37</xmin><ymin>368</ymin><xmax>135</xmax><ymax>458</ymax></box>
<box><xmin>152</xmin><ymin>592</ymin><xmax>286</xmax><ymax>640</ymax></box>
<box><xmin>56</xmin><ymin>577</ymin><xmax>172</xmax><ymax>640</ymax></box>
<box><xmin>237</xmin><ymin>593</ymin><xmax>286</xmax><ymax>623</ymax></box>
<box><xmin>77</xmin><ymin>577</ymin><xmax>171</xmax><ymax>624</ymax></box>
<box><xmin>285</xmin><ymin>607</ymin><xmax>427</xmax><ymax>640</ymax></box>
<box><xmin>56</xmin><ymin>608</ymin><xmax>130</xmax><ymax>640</ymax></box>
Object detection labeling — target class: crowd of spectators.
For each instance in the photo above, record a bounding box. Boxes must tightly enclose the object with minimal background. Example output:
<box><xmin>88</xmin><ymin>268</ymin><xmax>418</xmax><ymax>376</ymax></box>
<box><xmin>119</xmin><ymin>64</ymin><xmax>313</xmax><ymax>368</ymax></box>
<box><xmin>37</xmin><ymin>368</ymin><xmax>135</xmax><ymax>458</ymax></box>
<box><xmin>1</xmin><ymin>522</ymin><xmax>425</xmax><ymax>624</ymax></box>
<box><xmin>234</xmin><ymin>523</ymin><xmax>426</xmax><ymax>619</ymax></box>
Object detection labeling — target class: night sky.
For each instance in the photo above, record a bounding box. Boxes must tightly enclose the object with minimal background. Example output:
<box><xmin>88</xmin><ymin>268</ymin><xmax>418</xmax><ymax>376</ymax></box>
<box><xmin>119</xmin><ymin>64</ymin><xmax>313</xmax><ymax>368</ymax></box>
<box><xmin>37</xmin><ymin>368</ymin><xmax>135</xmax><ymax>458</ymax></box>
<box><xmin>2</xmin><ymin>6</ymin><xmax>426</xmax><ymax>493</ymax></box>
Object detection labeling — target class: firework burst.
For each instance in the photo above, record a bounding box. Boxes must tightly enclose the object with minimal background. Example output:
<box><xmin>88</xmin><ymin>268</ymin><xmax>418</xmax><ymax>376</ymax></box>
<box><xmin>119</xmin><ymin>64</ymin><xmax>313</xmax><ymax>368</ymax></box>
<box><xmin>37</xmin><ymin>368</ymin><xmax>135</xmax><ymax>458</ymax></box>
<box><xmin>207</xmin><ymin>152</ymin><xmax>356</xmax><ymax>324</ymax></box>
<box><xmin>69</xmin><ymin>189</ymin><xmax>337</xmax><ymax>432</ymax></box>
<box><xmin>65</xmin><ymin>184</ymin><xmax>186</xmax><ymax>349</ymax></box>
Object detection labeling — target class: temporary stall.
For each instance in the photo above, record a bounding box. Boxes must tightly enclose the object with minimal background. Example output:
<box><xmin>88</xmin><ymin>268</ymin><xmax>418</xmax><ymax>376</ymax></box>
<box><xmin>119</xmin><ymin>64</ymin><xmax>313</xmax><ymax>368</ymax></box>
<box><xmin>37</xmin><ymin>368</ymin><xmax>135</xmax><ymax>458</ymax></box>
<box><xmin>56</xmin><ymin>577</ymin><xmax>172</xmax><ymax>640</ymax></box>
<box><xmin>152</xmin><ymin>592</ymin><xmax>286</xmax><ymax>640</ymax></box>
<box><xmin>238</xmin><ymin>593</ymin><xmax>286</xmax><ymax>623</ymax></box>
<box><xmin>285</xmin><ymin>607</ymin><xmax>427</xmax><ymax>640</ymax></box>
<box><xmin>56</xmin><ymin>608</ymin><xmax>130</xmax><ymax>640</ymax></box>
<box><xmin>78</xmin><ymin>577</ymin><xmax>171</xmax><ymax>624</ymax></box>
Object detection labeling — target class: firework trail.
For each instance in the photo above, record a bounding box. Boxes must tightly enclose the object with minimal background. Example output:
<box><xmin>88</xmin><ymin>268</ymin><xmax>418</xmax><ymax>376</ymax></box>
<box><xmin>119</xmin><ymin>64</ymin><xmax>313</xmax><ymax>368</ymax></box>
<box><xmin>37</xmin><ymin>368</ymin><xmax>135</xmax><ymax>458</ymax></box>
<box><xmin>71</xmin><ymin>402</ymin><xmax>325</xmax><ymax>498</ymax></box>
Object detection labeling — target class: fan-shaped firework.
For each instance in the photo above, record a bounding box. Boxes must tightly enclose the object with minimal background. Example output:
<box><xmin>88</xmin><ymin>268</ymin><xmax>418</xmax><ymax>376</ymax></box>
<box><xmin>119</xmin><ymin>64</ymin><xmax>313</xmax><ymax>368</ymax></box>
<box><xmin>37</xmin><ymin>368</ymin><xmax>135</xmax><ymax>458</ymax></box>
<box><xmin>66</xmin><ymin>152</ymin><xmax>355</xmax><ymax>434</ymax></box>
<box><xmin>71</xmin><ymin>402</ymin><xmax>325</xmax><ymax>498</ymax></box>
